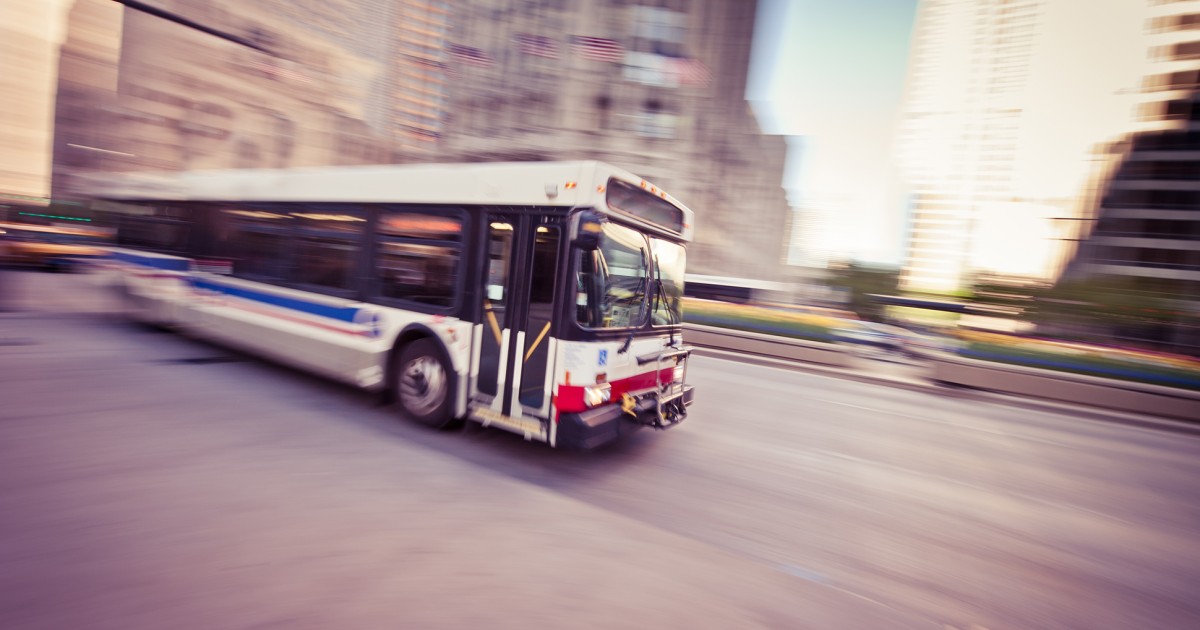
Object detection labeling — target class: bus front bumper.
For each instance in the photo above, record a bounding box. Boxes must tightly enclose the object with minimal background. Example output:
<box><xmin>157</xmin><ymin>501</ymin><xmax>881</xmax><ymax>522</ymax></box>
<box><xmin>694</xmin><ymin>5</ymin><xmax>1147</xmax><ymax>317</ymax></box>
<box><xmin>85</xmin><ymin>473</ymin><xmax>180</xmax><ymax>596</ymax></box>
<box><xmin>557</xmin><ymin>386</ymin><xmax>694</xmax><ymax>450</ymax></box>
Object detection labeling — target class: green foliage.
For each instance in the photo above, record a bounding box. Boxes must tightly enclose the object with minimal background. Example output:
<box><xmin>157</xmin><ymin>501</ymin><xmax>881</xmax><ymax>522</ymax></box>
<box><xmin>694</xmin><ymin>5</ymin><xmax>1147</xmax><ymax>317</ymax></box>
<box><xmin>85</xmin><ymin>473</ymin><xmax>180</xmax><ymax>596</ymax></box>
<box><xmin>681</xmin><ymin>298</ymin><xmax>835</xmax><ymax>342</ymax></box>
<box><xmin>960</xmin><ymin>340</ymin><xmax>1200</xmax><ymax>391</ymax></box>
<box><xmin>826</xmin><ymin>261</ymin><xmax>900</xmax><ymax>322</ymax></box>
<box><xmin>1030</xmin><ymin>276</ymin><xmax>1193</xmax><ymax>329</ymax></box>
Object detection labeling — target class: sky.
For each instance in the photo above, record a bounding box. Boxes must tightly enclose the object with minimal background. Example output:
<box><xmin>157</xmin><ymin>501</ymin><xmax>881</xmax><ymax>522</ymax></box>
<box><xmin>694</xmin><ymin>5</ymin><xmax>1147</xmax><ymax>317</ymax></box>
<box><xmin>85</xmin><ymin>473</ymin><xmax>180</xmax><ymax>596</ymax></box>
<box><xmin>747</xmin><ymin>0</ymin><xmax>921</xmax><ymax>266</ymax></box>
<box><xmin>745</xmin><ymin>0</ymin><xmax>1149</xmax><ymax>273</ymax></box>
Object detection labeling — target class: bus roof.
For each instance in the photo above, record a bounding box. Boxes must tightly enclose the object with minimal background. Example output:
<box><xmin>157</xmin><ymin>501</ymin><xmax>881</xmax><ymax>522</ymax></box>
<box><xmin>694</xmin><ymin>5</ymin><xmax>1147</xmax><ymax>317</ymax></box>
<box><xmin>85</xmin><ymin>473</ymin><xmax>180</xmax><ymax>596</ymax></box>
<box><xmin>82</xmin><ymin>160</ymin><xmax>694</xmax><ymax>240</ymax></box>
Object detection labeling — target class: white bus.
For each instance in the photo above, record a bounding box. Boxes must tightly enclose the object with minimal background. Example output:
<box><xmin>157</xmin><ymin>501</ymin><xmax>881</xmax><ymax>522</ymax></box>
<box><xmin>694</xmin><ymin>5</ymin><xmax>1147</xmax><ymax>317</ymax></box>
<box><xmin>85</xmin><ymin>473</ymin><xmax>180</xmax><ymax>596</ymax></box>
<box><xmin>85</xmin><ymin>161</ymin><xmax>695</xmax><ymax>449</ymax></box>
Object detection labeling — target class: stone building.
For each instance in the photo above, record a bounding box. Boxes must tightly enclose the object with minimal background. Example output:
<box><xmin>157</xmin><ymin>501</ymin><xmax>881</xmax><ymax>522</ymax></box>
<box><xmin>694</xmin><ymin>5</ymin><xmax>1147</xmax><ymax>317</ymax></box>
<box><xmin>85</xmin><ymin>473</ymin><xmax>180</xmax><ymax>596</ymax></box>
<box><xmin>434</xmin><ymin>0</ymin><xmax>789</xmax><ymax>279</ymax></box>
<box><xmin>49</xmin><ymin>0</ymin><xmax>790</xmax><ymax>280</ymax></box>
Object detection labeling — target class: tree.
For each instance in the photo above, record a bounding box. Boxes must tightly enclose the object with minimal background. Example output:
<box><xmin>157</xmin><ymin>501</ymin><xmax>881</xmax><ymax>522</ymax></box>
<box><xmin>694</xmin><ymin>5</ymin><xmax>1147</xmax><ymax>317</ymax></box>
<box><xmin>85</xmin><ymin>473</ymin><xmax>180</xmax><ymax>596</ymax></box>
<box><xmin>826</xmin><ymin>261</ymin><xmax>900</xmax><ymax>322</ymax></box>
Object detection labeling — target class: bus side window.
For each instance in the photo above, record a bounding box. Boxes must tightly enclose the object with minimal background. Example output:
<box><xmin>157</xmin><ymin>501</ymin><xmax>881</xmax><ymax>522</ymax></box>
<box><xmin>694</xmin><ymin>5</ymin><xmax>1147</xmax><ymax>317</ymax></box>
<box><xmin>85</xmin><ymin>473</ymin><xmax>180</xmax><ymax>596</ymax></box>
<box><xmin>292</xmin><ymin>207</ymin><xmax>365</xmax><ymax>294</ymax></box>
<box><xmin>112</xmin><ymin>203</ymin><xmax>192</xmax><ymax>255</ymax></box>
<box><xmin>221</xmin><ymin>206</ymin><xmax>293</xmax><ymax>281</ymax></box>
<box><xmin>376</xmin><ymin>208</ymin><xmax>463</xmax><ymax>309</ymax></box>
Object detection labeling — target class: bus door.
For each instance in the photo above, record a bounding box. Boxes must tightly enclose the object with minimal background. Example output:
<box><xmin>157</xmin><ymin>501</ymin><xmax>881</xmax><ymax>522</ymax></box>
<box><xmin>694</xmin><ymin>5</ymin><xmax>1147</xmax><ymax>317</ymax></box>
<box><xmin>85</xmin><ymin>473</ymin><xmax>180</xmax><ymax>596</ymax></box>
<box><xmin>473</xmin><ymin>213</ymin><xmax>563</xmax><ymax>424</ymax></box>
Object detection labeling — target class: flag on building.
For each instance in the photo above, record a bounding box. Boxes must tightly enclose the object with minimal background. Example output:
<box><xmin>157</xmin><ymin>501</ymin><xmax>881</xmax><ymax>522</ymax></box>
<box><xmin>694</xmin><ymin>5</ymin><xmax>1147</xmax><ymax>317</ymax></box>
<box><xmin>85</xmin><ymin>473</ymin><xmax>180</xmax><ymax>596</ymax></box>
<box><xmin>249</xmin><ymin>58</ymin><xmax>312</xmax><ymax>84</ymax></box>
<box><xmin>448</xmin><ymin>44</ymin><xmax>494</xmax><ymax>67</ymax></box>
<box><xmin>569</xmin><ymin>36</ymin><xmax>624</xmax><ymax>63</ymax></box>
<box><xmin>514</xmin><ymin>33</ymin><xmax>559</xmax><ymax>59</ymax></box>
<box><xmin>671</xmin><ymin>57</ymin><xmax>711</xmax><ymax>87</ymax></box>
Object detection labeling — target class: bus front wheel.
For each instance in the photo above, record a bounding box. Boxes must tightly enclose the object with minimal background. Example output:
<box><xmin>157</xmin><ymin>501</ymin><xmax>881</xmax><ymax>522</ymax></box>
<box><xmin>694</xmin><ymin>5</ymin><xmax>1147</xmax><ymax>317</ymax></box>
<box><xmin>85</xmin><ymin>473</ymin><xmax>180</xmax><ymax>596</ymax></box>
<box><xmin>396</xmin><ymin>338</ymin><xmax>454</xmax><ymax>429</ymax></box>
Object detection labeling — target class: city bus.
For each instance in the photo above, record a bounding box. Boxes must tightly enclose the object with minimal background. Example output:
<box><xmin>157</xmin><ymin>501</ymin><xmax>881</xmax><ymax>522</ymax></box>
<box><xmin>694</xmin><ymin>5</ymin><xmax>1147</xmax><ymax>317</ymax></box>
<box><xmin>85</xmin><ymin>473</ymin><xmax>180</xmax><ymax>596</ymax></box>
<box><xmin>83</xmin><ymin>161</ymin><xmax>695</xmax><ymax>449</ymax></box>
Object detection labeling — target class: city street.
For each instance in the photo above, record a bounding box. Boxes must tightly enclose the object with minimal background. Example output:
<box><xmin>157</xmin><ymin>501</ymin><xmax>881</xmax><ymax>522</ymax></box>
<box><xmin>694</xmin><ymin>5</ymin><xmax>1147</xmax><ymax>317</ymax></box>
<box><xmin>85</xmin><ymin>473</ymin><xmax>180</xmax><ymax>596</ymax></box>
<box><xmin>2</xmin><ymin>272</ymin><xmax>1199</xmax><ymax>629</ymax></box>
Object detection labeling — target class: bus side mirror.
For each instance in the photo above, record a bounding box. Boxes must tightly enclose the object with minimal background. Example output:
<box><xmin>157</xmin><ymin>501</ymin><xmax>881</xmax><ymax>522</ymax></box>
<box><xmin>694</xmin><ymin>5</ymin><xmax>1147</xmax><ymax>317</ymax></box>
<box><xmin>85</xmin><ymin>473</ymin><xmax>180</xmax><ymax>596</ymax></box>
<box><xmin>573</xmin><ymin>210</ymin><xmax>604</xmax><ymax>251</ymax></box>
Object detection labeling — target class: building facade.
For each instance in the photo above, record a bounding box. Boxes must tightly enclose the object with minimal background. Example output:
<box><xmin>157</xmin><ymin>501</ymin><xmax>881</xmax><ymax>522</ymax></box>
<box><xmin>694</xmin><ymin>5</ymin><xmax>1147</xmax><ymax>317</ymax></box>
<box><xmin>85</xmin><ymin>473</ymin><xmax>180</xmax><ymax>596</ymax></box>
<box><xmin>47</xmin><ymin>0</ymin><xmax>791</xmax><ymax>282</ymax></box>
<box><xmin>1062</xmin><ymin>0</ymin><xmax>1200</xmax><ymax>354</ymax></box>
<box><xmin>0</xmin><ymin>0</ymin><xmax>76</xmax><ymax>218</ymax></box>
<box><xmin>434</xmin><ymin>0</ymin><xmax>789</xmax><ymax>279</ymax></box>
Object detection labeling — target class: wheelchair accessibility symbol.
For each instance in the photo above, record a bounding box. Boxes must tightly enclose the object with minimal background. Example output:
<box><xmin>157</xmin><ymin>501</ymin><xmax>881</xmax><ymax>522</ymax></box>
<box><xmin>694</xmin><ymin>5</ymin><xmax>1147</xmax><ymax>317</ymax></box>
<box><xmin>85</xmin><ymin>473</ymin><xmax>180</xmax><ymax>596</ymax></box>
<box><xmin>598</xmin><ymin>349</ymin><xmax>608</xmax><ymax>366</ymax></box>
<box><xmin>354</xmin><ymin>309</ymin><xmax>383</xmax><ymax>339</ymax></box>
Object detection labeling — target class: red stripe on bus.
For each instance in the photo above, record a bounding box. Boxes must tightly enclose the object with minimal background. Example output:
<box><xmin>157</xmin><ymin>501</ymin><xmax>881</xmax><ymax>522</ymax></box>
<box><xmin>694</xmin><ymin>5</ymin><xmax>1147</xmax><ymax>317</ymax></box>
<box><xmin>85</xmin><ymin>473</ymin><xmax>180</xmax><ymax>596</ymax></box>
<box><xmin>555</xmin><ymin>367</ymin><xmax>674</xmax><ymax>416</ymax></box>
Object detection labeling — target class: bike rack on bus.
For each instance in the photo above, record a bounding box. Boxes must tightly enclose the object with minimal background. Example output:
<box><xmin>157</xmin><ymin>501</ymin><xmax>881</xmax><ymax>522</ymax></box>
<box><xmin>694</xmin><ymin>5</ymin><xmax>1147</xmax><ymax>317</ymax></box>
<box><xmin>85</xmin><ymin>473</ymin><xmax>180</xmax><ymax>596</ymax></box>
<box><xmin>626</xmin><ymin>346</ymin><xmax>693</xmax><ymax>429</ymax></box>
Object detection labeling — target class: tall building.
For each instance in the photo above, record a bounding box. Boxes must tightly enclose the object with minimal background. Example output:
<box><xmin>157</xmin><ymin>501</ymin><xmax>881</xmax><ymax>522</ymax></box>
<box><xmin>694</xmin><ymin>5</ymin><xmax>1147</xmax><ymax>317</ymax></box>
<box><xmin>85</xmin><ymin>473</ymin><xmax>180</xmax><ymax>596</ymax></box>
<box><xmin>894</xmin><ymin>0</ymin><xmax>1145</xmax><ymax>293</ymax></box>
<box><xmin>436</xmin><ymin>0</ymin><xmax>790</xmax><ymax>280</ymax></box>
<box><xmin>1134</xmin><ymin>0</ymin><xmax>1200</xmax><ymax>135</ymax></box>
<box><xmin>0</xmin><ymin>0</ymin><xmax>74</xmax><ymax>217</ymax></box>
<box><xmin>1062</xmin><ymin>0</ymin><xmax>1200</xmax><ymax>354</ymax></box>
<box><xmin>391</xmin><ymin>1</ymin><xmax>452</xmax><ymax>153</ymax></box>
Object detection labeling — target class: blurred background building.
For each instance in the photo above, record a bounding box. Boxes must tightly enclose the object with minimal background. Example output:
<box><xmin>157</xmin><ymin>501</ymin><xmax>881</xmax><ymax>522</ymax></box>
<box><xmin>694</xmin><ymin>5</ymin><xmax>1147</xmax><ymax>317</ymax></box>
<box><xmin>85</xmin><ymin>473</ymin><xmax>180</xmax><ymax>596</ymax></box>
<box><xmin>1060</xmin><ymin>0</ymin><xmax>1200</xmax><ymax>354</ymax></box>
<box><xmin>40</xmin><ymin>0</ymin><xmax>790</xmax><ymax>282</ymax></box>
<box><xmin>0</xmin><ymin>0</ymin><xmax>74</xmax><ymax>220</ymax></box>
<box><xmin>893</xmin><ymin>0</ymin><xmax>1144</xmax><ymax>295</ymax></box>
<box><xmin>437</xmin><ymin>1</ymin><xmax>790</xmax><ymax>279</ymax></box>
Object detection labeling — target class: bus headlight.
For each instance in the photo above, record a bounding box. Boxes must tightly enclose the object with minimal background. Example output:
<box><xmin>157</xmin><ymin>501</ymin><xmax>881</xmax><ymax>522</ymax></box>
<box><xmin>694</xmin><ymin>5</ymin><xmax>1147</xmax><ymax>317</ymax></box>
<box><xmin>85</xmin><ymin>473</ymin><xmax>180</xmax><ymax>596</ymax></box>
<box><xmin>583</xmin><ymin>383</ymin><xmax>611</xmax><ymax>407</ymax></box>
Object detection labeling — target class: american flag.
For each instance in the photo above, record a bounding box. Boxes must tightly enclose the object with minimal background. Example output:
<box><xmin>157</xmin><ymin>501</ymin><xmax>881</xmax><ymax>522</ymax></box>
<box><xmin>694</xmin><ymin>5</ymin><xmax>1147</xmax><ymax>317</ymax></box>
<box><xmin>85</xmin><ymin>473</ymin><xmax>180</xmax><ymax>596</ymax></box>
<box><xmin>672</xmin><ymin>57</ymin><xmax>712</xmax><ymax>87</ymax></box>
<box><xmin>514</xmin><ymin>33</ymin><xmax>559</xmax><ymax>59</ymax></box>
<box><xmin>569</xmin><ymin>36</ymin><xmax>624</xmax><ymax>63</ymax></box>
<box><xmin>448</xmin><ymin>44</ymin><xmax>494</xmax><ymax>67</ymax></box>
<box><xmin>249</xmin><ymin>58</ymin><xmax>312</xmax><ymax>84</ymax></box>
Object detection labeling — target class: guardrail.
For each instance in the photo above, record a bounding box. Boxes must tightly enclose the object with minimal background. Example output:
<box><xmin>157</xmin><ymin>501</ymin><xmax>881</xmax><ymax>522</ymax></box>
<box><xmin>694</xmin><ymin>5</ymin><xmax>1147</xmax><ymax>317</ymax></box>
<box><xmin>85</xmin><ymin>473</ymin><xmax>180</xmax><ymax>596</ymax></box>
<box><xmin>683</xmin><ymin>323</ymin><xmax>1200</xmax><ymax>422</ymax></box>
<box><xmin>682</xmin><ymin>323</ymin><xmax>850</xmax><ymax>368</ymax></box>
<box><xmin>930</xmin><ymin>352</ymin><xmax>1200</xmax><ymax>422</ymax></box>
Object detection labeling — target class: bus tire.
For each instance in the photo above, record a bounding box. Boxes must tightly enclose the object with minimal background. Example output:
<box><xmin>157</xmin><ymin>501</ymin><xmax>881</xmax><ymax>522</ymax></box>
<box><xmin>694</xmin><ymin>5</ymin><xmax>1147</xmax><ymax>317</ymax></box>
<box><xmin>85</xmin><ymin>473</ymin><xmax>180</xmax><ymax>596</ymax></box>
<box><xmin>395</xmin><ymin>338</ymin><xmax>455</xmax><ymax>429</ymax></box>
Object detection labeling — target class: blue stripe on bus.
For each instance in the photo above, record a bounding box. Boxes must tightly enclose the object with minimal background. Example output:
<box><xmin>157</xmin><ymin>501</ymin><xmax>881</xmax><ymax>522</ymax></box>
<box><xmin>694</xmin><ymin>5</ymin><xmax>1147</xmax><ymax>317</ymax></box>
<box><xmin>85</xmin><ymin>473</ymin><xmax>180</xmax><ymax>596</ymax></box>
<box><xmin>189</xmin><ymin>277</ymin><xmax>361</xmax><ymax>323</ymax></box>
<box><xmin>108</xmin><ymin>250</ymin><xmax>191</xmax><ymax>272</ymax></box>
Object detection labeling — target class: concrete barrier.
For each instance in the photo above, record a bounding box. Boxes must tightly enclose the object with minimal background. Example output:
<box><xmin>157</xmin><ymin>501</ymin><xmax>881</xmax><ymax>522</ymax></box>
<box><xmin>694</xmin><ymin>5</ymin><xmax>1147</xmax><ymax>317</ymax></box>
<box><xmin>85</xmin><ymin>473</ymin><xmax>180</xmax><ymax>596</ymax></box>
<box><xmin>682</xmin><ymin>323</ymin><xmax>851</xmax><ymax>368</ymax></box>
<box><xmin>931</xmin><ymin>352</ymin><xmax>1200</xmax><ymax>422</ymax></box>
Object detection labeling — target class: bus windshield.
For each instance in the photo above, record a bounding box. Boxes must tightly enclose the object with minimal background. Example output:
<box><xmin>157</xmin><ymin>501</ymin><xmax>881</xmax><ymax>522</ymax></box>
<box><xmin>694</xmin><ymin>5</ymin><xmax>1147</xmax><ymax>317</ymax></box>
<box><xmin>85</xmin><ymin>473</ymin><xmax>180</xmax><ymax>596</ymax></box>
<box><xmin>575</xmin><ymin>222</ymin><xmax>650</xmax><ymax>329</ymax></box>
<box><xmin>574</xmin><ymin>222</ymin><xmax>686</xmax><ymax>329</ymax></box>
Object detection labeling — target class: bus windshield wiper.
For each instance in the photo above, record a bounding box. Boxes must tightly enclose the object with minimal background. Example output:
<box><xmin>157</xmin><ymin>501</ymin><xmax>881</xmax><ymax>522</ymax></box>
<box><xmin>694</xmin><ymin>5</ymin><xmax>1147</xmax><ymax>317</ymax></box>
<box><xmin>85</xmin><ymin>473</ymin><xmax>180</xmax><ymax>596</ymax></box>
<box><xmin>653</xmin><ymin>256</ymin><xmax>679</xmax><ymax>346</ymax></box>
<box><xmin>618</xmin><ymin>330</ymin><xmax>634</xmax><ymax>354</ymax></box>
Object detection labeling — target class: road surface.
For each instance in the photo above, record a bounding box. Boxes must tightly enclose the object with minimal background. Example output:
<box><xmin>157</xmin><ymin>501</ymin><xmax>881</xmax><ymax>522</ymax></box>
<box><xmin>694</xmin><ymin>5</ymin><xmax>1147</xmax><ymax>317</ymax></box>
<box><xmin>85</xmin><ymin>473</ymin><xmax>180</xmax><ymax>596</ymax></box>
<box><xmin>2</xmin><ymin>271</ymin><xmax>1198</xmax><ymax>629</ymax></box>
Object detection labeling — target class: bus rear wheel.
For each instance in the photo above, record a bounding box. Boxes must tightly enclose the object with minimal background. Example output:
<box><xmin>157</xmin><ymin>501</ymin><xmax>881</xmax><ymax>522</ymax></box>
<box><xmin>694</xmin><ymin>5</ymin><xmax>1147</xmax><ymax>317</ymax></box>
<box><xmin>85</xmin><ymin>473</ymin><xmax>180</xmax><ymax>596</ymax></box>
<box><xmin>396</xmin><ymin>339</ymin><xmax>454</xmax><ymax>429</ymax></box>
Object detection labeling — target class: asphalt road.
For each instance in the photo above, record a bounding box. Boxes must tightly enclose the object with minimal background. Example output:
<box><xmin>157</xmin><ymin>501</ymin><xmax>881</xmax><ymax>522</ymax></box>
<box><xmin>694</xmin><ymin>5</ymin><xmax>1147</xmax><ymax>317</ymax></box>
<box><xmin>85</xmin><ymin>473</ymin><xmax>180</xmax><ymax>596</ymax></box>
<box><xmin>2</xmin><ymin>271</ymin><xmax>1199</xmax><ymax>629</ymax></box>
